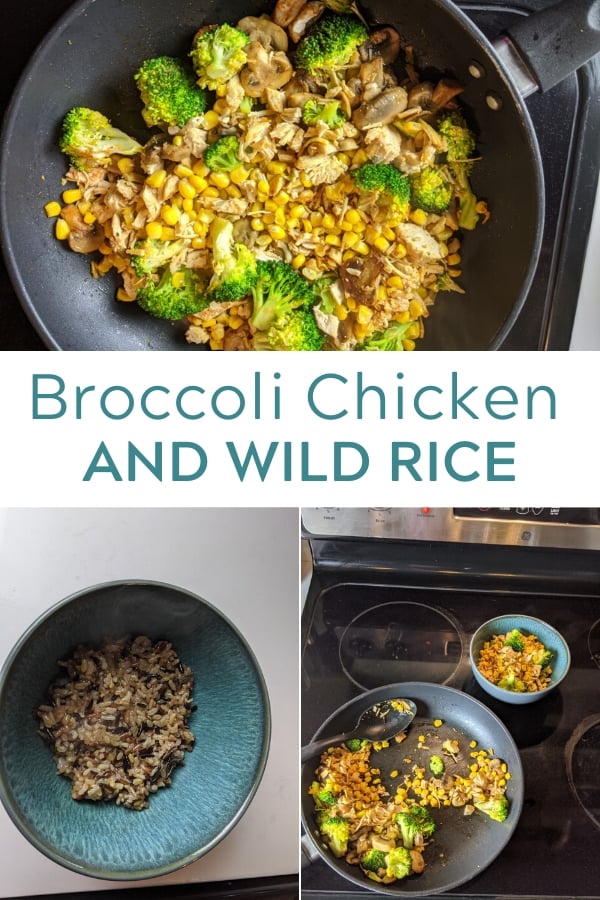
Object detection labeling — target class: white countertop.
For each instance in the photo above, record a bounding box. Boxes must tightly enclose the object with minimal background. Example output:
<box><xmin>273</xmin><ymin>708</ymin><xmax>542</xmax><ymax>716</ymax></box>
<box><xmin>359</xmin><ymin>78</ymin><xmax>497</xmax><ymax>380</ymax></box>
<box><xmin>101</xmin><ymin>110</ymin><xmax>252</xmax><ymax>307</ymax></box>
<box><xmin>0</xmin><ymin>508</ymin><xmax>299</xmax><ymax>898</ymax></box>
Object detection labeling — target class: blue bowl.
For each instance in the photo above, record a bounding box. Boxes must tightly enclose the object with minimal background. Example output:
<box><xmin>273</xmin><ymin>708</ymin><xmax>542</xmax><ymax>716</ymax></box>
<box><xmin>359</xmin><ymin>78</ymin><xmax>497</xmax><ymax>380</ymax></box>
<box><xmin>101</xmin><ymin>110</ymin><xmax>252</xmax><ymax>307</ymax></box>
<box><xmin>0</xmin><ymin>580</ymin><xmax>270</xmax><ymax>879</ymax></box>
<box><xmin>469</xmin><ymin>614</ymin><xmax>571</xmax><ymax>705</ymax></box>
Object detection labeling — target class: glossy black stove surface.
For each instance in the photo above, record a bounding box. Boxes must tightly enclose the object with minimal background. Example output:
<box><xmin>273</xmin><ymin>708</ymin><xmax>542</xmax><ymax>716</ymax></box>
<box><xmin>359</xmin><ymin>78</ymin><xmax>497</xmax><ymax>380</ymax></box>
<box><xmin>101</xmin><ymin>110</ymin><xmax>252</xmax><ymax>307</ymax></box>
<box><xmin>301</xmin><ymin>546</ymin><xmax>600</xmax><ymax>898</ymax></box>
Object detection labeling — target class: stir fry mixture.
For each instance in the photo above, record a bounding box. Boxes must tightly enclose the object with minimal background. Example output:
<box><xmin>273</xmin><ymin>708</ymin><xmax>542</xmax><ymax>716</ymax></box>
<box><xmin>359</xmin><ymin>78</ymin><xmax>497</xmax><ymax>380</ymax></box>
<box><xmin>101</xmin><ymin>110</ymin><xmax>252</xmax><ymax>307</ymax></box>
<box><xmin>309</xmin><ymin>719</ymin><xmax>511</xmax><ymax>885</ymax></box>
<box><xmin>476</xmin><ymin>628</ymin><xmax>554</xmax><ymax>692</ymax></box>
<box><xmin>45</xmin><ymin>0</ymin><xmax>489</xmax><ymax>350</ymax></box>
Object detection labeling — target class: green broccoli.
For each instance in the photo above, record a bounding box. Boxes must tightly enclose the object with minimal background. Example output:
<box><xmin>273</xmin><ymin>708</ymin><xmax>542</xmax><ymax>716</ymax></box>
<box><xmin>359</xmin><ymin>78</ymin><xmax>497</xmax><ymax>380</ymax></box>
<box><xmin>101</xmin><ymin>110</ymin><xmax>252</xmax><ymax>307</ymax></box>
<box><xmin>130</xmin><ymin>238</ymin><xmax>186</xmax><ymax>276</ymax></box>
<box><xmin>320</xmin><ymin>816</ymin><xmax>351</xmax><ymax>858</ymax></box>
<box><xmin>360</xmin><ymin>848</ymin><xmax>387</xmax><ymax>873</ymax></box>
<box><xmin>359</xmin><ymin>318</ymin><xmax>418</xmax><ymax>351</ymax></box>
<box><xmin>59</xmin><ymin>107</ymin><xmax>142</xmax><ymax>170</ymax></box>
<box><xmin>134</xmin><ymin>56</ymin><xmax>211</xmax><ymax>129</ymax></box>
<box><xmin>295</xmin><ymin>12</ymin><xmax>368</xmax><ymax>76</ymax></box>
<box><xmin>533</xmin><ymin>647</ymin><xmax>553</xmax><ymax>667</ymax></box>
<box><xmin>409</xmin><ymin>166</ymin><xmax>453</xmax><ymax>214</ymax></box>
<box><xmin>207</xmin><ymin>217</ymin><xmax>257</xmax><ymax>302</ymax></box>
<box><xmin>302</xmin><ymin>98</ymin><xmax>346</xmax><ymax>128</ymax></box>
<box><xmin>396</xmin><ymin>805</ymin><xmax>436</xmax><ymax>849</ymax></box>
<box><xmin>253</xmin><ymin>307</ymin><xmax>326</xmax><ymax>351</ymax></box>
<box><xmin>190</xmin><ymin>23</ymin><xmax>250</xmax><ymax>91</ymax></box>
<box><xmin>136</xmin><ymin>267</ymin><xmax>208</xmax><ymax>319</ymax></box>
<box><xmin>504</xmin><ymin>629</ymin><xmax>525</xmax><ymax>652</ymax></box>
<box><xmin>385</xmin><ymin>845</ymin><xmax>413</xmax><ymax>880</ymax></box>
<box><xmin>250</xmin><ymin>259</ymin><xmax>315</xmax><ymax>333</ymax></box>
<box><xmin>352</xmin><ymin>162</ymin><xmax>410</xmax><ymax>220</ymax></box>
<box><xmin>437</xmin><ymin>110</ymin><xmax>480</xmax><ymax>230</ymax></box>
<box><xmin>497</xmin><ymin>672</ymin><xmax>526</xmax><ymax>692</ymax></box>
<box><xmin>474</xmin><ymin>795</ymin><xmax>509</xmax><ymax>822</ymax></box>
<box><xmin>204</xmin><ymin>135</ymin><xmax>241</xmax><ymax>172</ymax></box>
<box><xmin>429</xmin><ymin>754</ymin><xmax>445</xmax><ymax>777</ymax></box>
<box><xmin>345</xmin><ymin>737</ymin><xmax>369</xmax><ymax>751</ymax></box>
<box><xmin>309</xmin><ymin>780</ymin><xmax>337</xmax><ymax>807</ymax></box>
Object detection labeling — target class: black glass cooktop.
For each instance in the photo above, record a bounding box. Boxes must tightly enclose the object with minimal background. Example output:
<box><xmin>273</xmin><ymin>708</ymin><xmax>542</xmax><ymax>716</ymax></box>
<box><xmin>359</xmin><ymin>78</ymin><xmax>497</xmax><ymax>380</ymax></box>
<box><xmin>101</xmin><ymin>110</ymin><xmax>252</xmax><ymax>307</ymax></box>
<box><xmin>1</xmin><ymin>0</ymin><xmax>599</xmax><ymax>349</ymax></box>
<box><xmin>301</xmin><ymin>546</ymin><xmax>600</xmax><ymax>898</ymax></box>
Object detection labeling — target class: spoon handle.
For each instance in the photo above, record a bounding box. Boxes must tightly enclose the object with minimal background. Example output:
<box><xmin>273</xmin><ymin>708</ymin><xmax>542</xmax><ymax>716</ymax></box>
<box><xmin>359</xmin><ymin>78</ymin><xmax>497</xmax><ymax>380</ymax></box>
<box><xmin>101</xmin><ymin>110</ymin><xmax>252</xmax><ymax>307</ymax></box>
<box><xmin>301</xmin><ymin>731</ymin><xmax>354</xmax><ymax>764</ymax></box>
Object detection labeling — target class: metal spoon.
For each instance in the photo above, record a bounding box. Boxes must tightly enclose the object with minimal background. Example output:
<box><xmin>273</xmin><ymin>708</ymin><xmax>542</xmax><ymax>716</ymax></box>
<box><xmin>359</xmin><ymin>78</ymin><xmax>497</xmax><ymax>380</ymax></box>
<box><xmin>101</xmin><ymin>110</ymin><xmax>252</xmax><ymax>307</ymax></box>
<box><xmin>301</xmin><ymin>698</ymin><xmax>417</xmax><ymax>764</ymax></box>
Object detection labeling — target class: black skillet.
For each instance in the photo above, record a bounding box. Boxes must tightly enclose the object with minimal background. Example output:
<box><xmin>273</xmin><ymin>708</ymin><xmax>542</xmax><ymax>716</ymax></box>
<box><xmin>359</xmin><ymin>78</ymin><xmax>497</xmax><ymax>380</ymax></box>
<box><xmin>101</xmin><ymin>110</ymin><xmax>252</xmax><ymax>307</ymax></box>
<box><xmin>301</xmin><ymin>682</ymin><xmax>525</xmax><ymax>895</ymax></box>
<box><xmin>0</xmin><ymin>0</ymin><xmax>598</xmax><ymax>350</ymax></box>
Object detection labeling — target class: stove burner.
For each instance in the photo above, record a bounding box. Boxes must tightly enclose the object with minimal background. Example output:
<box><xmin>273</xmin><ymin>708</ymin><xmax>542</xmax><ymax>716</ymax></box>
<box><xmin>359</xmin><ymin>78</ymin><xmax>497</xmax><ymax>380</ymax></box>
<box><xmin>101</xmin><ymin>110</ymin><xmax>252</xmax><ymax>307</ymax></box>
<box><xmin>565</xmin><ymin>715</ymin><xmax>600</xmax><ymax>830</ymax></box>
<box><xmin>587</xmin><ymin>619</ymin><xmax>600</xmax><ymax>668</ymax></box>
<box><xmin>339</xmin><ymin>601</ymin><xmax>464</xmax><ymax>691</ymax></box>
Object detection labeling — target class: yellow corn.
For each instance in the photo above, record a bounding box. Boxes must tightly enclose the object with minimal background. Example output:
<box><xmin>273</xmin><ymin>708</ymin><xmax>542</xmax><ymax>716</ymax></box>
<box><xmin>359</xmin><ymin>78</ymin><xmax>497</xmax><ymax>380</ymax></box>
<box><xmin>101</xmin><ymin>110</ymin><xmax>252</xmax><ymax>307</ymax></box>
<box><xmin>410</xmin><ymin>208</ymin><xmax>428</xmax><ymax>226</ymax></box>
<box><xmin>62</xmin><ymin>188</ymin><xmax>82</xmax><ymax>204</ymax></box>
<box><xmin>83</xmin><ymin>211</ymin><xmax>97</xmax><ymax>225</ymax></box>
<box><xmin>267</xmin><ymin>161</ymin><xmax>287</xmax><ymax>176</ymax></box>
<box><xmin>387</xmin><ymin>275</ymin><xmax>404</xmax><ymax>290</ymax></box>
<box><xmin>251</xmin><ymin>218</ymin><xmax>265</xmax><ymax>232</ymax></box>
<box><xmin>202</xmin><ymin>110</ymin><xmax>220</xmax><ymax>130</ymax></box>
<box><xmin>161</xmin><ymin>205</ymin><xmax>180</xmax><ymax>226</ymax></box>
<box><xmin>403</xmin><ymin>339</ymin><xmax>416</xmax><ymax>350</ymax></box>
<box><xmin>354</xmin><ymin>240</ymin><xmax>370</xmax><ymax>255</ymax></box>
<box><xmin>372</xmin><ymin>235</ymin><xmax>390</xmax><ymax>253</ymax></box>
<box><xmin>146</xmin><ymin>169</ymin><xmax>167</xmax><ymax>190</ymax></box>
<box><xmin>44</xmin><ymin>201</ymin><xmax>62</xmax><ymax>218</ymax></box>
<box><xmin>268</xmin><ymin>224</ymin><xmax>286</xmax><ymax>241</ymax></box>
<box><xmin>292</xmin><ymin>254</ymin><xmax>306</xmax><ymax>269</ymax></box>
<box><xmin>117</xmin><ymin>157</ymin><xmax>135</xmax><ymax>174</ymax></box>
<box><xmin>230</xmin><ymin>165</ymin><xmax>250</xmax><ymax>185</ymax></box>
<box><xmin>209</xmin><ymin>171</ymin><xmax>230</xmax><ymax>189</ymax></box>
<box><xmin>178</xmin><ymin>179</ymin><xmax>197</xmax><ymax>200</ymax></box>
<box><xmin>171</xmin><ymin>271</ymin><xmax>186</xmax><ymax>289</ymax></box>
<box><xmin>202</xmin><ymin>186</ymin><xmax>221</xmax><ymax>198</ymax></box>
<box><xmin>55</xmin><ymin>218</ymin><xmax>70</xmax><ymax>240</ymax></box>
<box><xmin>433</xmin><ymin>719</ymin><xmax>443</xmax><ymax>727</ymax></box>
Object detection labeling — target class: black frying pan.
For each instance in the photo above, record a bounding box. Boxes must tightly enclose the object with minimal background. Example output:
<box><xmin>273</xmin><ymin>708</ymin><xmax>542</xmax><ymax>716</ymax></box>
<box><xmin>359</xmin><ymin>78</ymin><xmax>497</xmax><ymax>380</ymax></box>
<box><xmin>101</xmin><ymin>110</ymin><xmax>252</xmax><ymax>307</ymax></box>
<box><xmin>1</xmin><ymin>0</ymin><xmax>598</xmax><ymax>350</ymax></box>
<box><xmin>301</xmin><ymin>682</ymin><xmax>524</xmax><ymax>895</ymax></box>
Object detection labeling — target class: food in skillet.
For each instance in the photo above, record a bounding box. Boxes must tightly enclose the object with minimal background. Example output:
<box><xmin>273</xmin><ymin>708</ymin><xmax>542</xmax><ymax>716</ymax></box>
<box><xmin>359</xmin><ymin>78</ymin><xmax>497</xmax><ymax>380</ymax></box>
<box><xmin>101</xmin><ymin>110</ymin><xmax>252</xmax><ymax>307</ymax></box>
<box><xmin>476</xmin><ymin>628</ymin><xmax>553</xmax><ymax>692</ymax></box>
<box><xmin>44</xmin><ymin>0</ymin><xmax>489</xmax><ymax>350</ymax></box>
<box><xmin>36</xmin><ymin>635</ymin><xmax>195</xmax><ymax>810</ymax></box>
<box><xmin>309</xmin><ymin>719</ymin><xmax>511</xmax><ymax>884</ymax></box>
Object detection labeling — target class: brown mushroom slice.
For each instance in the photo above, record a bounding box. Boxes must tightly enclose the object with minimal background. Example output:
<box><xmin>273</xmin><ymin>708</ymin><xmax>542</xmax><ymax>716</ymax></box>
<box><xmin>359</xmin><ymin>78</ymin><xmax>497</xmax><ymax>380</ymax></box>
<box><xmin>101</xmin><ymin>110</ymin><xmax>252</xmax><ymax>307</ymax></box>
<box><xmin>60</xmin><ymin>205</ymin><xmax>105</xmax><ymax>254</ymax></box>
<box><xmin>431</xmin><ymin>77</ymin><xmax>464</xmax><ymax>109</ymax></box>
<box><xmin>407</xmin><ymin>81</ymin><xmax>435</xmax><ymax>110</ymax></box>
<box><xmin>237</xmin><ymin>15</ymin><xmax>289</xmax><ymax>51</ymax></box>
<box><xmin>288</xmin><ymin>1</ymin><xmax>326</xmax><ymax>42</ymax></box>
<box><xmin>359</xmin><ymin>26</ymin><xmax>402</xmax><ymax>65</ymax></box>
<box><xmin>352</xmin><ymin>86</ymin><xmax>409</xmax><ymax>129</ymax></box>
<box><xmin>273</xmin><ymin>0</ymin><xmax>309</xmax><ymax>27</ymax></box>
<box><xmin>241</xmin><ymin>42</ymin><xmax>294</xmax><ymax>96</ymax></box>
<box><xmin>339</xmin><ymin>252</ymin><xmax>385</xmax><ymax>303</ymax></box>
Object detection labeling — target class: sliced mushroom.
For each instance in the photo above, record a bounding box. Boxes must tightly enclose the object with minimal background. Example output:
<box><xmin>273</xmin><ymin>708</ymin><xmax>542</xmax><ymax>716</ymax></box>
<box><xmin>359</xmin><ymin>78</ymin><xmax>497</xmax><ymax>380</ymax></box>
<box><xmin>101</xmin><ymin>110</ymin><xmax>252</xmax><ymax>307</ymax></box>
<box><xmin>240</xmin><ymin>42</ymin><xmax>294</xmax><ymax>96</ymax></box>
<box><xmin>237</xmin><ymin>15</ymin><xmax>289</xmax><ymax>51</ymax></box>
<box><xmin>339</xmin><ymin>252</ymin><xmax>385</xmax><ymax>303</ymax></box>
<box><xmin>288</xmin><ymin>1</ymin><xmax>325</xmax><ymax>42</ymax></box>
<box><xmin>273</xmin><ymin>0</ymin><xmax>309</xmax><ymax>27</ymax></box>
<box><xmin>359</xmin><ymin>26</ymin><xmax>402</xmax><ymax>64</ymax></box>
<box><xmin>60</xmin><ymin>205</ymin><xmax>105</xmax><ymax>254</ymax></box>
<box><xmin>352</xmin><ymin>86</ymin><xmax>408</xmax><ymax>129</ymax></box>
<box><xmin>407</xmin><ymin>81</ymin><xmax>435</xmax><ymax>110</ymax></box>
<box><xmin>359</xmin><ymin>57</ymin><xmax>386</xmax><ymax>102</ymax></box>
<box><xmin>431</xmin><ymin>77</ymin><xmax>464</xmax><ymax>109</ymax></box>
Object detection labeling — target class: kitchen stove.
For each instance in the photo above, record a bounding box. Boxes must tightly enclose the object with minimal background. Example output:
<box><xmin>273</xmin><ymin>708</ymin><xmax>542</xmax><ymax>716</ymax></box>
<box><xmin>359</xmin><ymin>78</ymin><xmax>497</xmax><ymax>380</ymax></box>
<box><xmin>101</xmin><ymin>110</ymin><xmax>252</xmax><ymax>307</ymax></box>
<box><xmin>1</xmin><ymin>0</ymin><xmax>599</xmax><ymax>349</ymax></box>
<box><xmin>301</xmin><ymin>508</ymin><xmax>600</xmax><ymax>898</ymax></box>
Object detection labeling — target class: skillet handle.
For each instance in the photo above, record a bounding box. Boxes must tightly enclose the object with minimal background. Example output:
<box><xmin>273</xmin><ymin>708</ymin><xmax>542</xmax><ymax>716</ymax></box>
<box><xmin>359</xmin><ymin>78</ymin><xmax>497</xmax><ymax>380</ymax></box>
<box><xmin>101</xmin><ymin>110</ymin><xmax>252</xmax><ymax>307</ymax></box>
<box><xmin>506</xmin><ymin>0</ymin><xmax>600</xmax><ymax>92</ymax></box>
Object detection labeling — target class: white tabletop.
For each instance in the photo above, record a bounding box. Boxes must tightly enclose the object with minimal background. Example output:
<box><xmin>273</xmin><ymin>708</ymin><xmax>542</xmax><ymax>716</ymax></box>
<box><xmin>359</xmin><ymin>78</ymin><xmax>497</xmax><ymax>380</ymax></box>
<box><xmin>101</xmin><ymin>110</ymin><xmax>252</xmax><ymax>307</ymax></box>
<box><xmin>0</xmin><ymin>508</ymin><xmax>299</xmax><ymax>897</ymax></box>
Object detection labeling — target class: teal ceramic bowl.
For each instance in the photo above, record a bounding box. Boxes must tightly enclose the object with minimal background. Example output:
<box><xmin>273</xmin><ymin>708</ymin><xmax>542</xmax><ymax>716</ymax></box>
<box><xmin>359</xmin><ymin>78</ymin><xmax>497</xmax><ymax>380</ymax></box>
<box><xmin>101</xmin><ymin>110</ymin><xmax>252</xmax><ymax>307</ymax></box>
<box><xmin>0</xmin><ymin>580</ymin><xmax>270</xmax><ymax>879</ymax></box>
<box><xmin>469</xmin><ymin>614</ymin><xmax>571</xmax><ymax>705</ymax></box>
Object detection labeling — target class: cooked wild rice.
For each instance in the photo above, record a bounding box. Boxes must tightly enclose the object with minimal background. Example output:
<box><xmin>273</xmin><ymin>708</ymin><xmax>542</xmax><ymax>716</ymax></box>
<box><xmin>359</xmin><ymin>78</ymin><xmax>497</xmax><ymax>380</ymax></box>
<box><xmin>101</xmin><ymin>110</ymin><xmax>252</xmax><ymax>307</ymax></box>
<box><xmin>37</xmin><ymin>634</ymin><xmax>195</xmax><ymax>810</ymax></box>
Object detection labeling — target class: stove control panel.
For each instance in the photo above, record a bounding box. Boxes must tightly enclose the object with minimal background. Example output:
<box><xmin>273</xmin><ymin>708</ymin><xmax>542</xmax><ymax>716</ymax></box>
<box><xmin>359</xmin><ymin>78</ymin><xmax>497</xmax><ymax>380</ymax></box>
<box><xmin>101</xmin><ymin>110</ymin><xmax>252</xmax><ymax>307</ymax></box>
<box><xmin>301</xmin><ymin>508</ymin><xmax>600</xmax><ymax>550</ymax></box>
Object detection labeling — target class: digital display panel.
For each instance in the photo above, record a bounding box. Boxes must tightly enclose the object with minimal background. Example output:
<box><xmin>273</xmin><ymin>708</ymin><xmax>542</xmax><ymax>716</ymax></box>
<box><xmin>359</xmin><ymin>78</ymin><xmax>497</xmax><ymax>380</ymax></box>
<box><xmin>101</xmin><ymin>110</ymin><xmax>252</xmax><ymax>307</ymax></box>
<box><xmin>454</xmin><ymin>508</ymin><xmax>600</xmax><ymax>525</ymax></box>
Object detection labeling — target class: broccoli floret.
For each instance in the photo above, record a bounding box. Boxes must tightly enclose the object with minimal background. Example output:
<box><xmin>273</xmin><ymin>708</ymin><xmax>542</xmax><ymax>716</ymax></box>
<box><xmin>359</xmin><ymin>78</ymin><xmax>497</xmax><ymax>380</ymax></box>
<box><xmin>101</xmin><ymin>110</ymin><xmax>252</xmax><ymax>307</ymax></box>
<box><xmin>59</xmin><ymin>107</ymin><xmax>142</xmax><ymax>170</ymax></box>
<box><xmin>409</xmin><ymin>166</ymin><xmax>453</xmax><ymax>214</ymax></box>
<box><xmin>253</xmin><ymin>307</ymin><xmax>326</xmax><ymax>351</ymax></box>
<box><xmin>302</xmin><ymin>98</ymin><xmax>346</xmax><ymax>128</ymax></box>
<box><xmin>533</xmin><ymin>648</ymin><xmax>553</xmax><ymax>667</ymax></box>
<box><xmin>136</xmin><ymin>267</ymin><xmax>208</xmax><ymax>319</ymax></box>
<box><xmin>130</xmin><ymin>238</ymin><xmax>185</xmax><ymax>276</ymax></box>
<box><xmin>134</xmin><ymin>56</ymin><xmax>211</xmax><ymax>129</ymax></box>
<box><xmin>320</xmin><ymin>816</ymin><xmax>350</xmax><ymax>858</ymax></box>
<box><xmin>204</xmin><ymin>134</ymin><xmax>241</xmax><ymax>172</ymax></box>
<box><xmin>504</xmin><ymin>628</ymin><xmax>525</xmax><ymax>652</ymax></box>
<box><xmin>250</xmin><ymin>259</ymin><xmax>315</xmax><ymax>333</ymax></box>
<box><xmin>497</xmin><ymin>672</ymin><xmax>526</xmax><ymax>692</ymax></box>
<box><xmin>309</xmin><ymin>781</ymin><xmax>337</xmax><ymax>807</ymax></box>
<box><xmin>437</xmin><ymin>110</ymin><xmax>481</xmax><ymax>230</ymax></box>
<box><xmin>352</xmin><ymin>162</ymin><xmax>410</xmax><ymax>220</ymax></box>
<box><xmin>190</xmin><ymin>23</ymin><xmax>250</xmax><ymax>90</ymax></box>
<box><xmin>474</xmin><ymin>795</ymin><xmax>509</xmax><ymax>822</ymax></box>
<box><xmin>429</xmin><ymin>755</ymin><xmax>445</xmax><ymax>777</ymax></box>
<box><xmin>208</xmin><ymin>217</ymin><xmax>257</xmax><ymax>302</ymax></box>
<box><xmin>385</xmin><ymin>846</ymin><xmax>413</xmax><ymax>880</ymax></box>
<box><xmin>295</xmin><ymin>12</ymin><xmax>368</xmax><ymax>76</ymax></box>
<box><xmin>359</xmin><ymin>319</ymin><xmax>418</xmax><ymax>351</ymax></box>
<box><xmin>345</xmin><ymin>737</ymin><xmax>369</xmax><ymax>751</ymax></box>
<box><xmin>360</xmin><ymin>848</ymin><xmax>387</xmax><ymax>873</ymax></box>
<box><xmin>396</xmin><ymin>806</ymin><xmax>436</xmax><ymax>849</ymax></box>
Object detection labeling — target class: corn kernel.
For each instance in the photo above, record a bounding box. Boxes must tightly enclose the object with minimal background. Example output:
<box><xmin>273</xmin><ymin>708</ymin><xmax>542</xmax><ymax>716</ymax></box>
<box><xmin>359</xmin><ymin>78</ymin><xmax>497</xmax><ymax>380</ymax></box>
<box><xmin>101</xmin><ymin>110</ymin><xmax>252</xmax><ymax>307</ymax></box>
<box><xmin>387</xmin><ymin>275</ymin><xmax>404</xmax><ymax>290</ymax></box>
<box><xmin>409</xmin><ymin>298</ymin><xmax>427</xmax><ymax>318</ymax></box>
<box><xmin>146</xmin><ymin>169</ymin><xmax>167</xmax><ymax>190</ymax></box>
<box><xmin>188</xmin><ymin>174</ymin><xmax>208</xmax><ymax>192</ymax></box>
<box><xmin>209</xmin><ymin>171</ymin><xmax>230</xmax><ymax>189</ymax></box>
<box><xmin>345</xmin><ymin>296</ymin><xmax>357</xmax><ymax>311</ymax></box>
<box><xmin>230</xmin><ymin>165</ymin><xmax>250</xmax><ymax>185</ymax></box>
<box><xmin>289</xmin><ymin>204</ymin><xmax>305</xmax><ymax>219</ymax></box>
<box><xmin>212</xmin><ymin>99</ymin><xmax>229</xmax><ymax>115</ymax></box>
<box><xmin>55</xmin><ymin>218</ymin><xmax>70</xmax><ymax>240</ymax></box>
<box><xmin>172</xmin><ymin>135</ymin><xmax>184</xmax><ymax>147</ymax></box>
<box><xmin>352</xmin><ymin>148</ymin><xmax>368</xmax><ymax>166</ymax></box>
<box><xmin>255</xmin><ymin>234</ymin><xmax>273</xmax><ymax>248</ymax></box>
<box><xmin>161</xmin><ymin>204</ymin><xmax>180</xmax><ymax>226</ymax></box>
<box><xmin>382</xmin><ymin>225</ymin><xmax>396</xmax><ymax>241</ymax></box>
<box><xmin>291</xmin><ymin>254</ymin><xmax>306</xmax><ymax>269</ymax></box>
<box><xmin>251</xmin><ymin>218</ymin><xmax>265</xmax><ymax>232</ymax></box>
<box><xmin>373</xmin><ymin>235</ymin><xmax>390</xmax><ymax>253</ymax></box>
<box><xmin>433</xmin><ymin>719</ymin><xmax>443</xmax><ymax>727</ymax></box>
<box><xmin>325</xmin><ymin>234</ymin><xmax>341</xmax><ymax>246</ymax></box>
<box><xmin>161</xmin><ymin>226</ymin><xmax>176</xmax><ymax>241</ymax></box>
<box><xmin>83</xmin><ymin>211</ymin><xmax>97</xmax><ymax>225</ymax></box>
<box><xmin>268</xmin><ymin>224</ymin><xmax>286</xmax><ymax>241</ymax></box>
<box><xmin>191</xmin><ymin>236</ymin><xmax>206</xmax><ymax>250</ymax></box>
<box><xmin>171</xmin><ymin>270</ymin><xmax>186</xmax><ymax>289</ymax></box>
<box><xmin>203</xmin><ymin>110</ymin><xmax>221</xmax><ymax>130</ymax></box>
<box><xmin>178</xmin><ymin>179</ymin><xmax>197</xmax><ymax>200</ymax></box>
<box><xmin>355</xmin><ymin>240</ymin><xmax>370</xmax><ymax>255</ymax></box>
<box><xmin>267</xmin><ymin>161</ymin><xmax>287</xmax><ymax>176</ymax></box>
<box><xmin>336</xmin><ymin>304</ymin><xmax>348</xmax><ymax>320</ymax></box>
<box><xmin>410</xmin><ymin>208</ymin><xmax>428</xmax><ymax>226</ymax></box>
<box><xmin>202</xmin><ymin>186</ymin><xmax>221</xmax><ymax>198</ymax></box>
<box><xmin>356</xmin><ymin>304</ymin><xmax>373</xmax><ymax>325</ymax></box>
<box><xmin>117</xmin><ymin>157</ymin><xmax>135</xmax><ymax>174</ymax></box>
<box><xmin>44</xmin><ymin>201</ymin><xmax>62</xmax><ymax>218</ymax></box>
<box><xmin>393</xmin><ymin>242</ymin><xmax>407</xmax><ymax>259</ymax></box>
<box><xmin>469</xmin><ymin>740</ymin><xmax>478</xmax><ymax>749</ymax></box>
<box><xmin>62</xmin><ymin>188</ymin><xmax>82</xmax><ymax>204</ymax></box>
<box><xmin>402</xmin><ymin>338</ymin><xmax>416</xmax><ymax>350</ymax></box>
